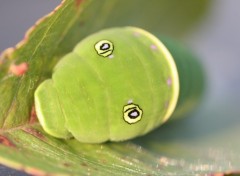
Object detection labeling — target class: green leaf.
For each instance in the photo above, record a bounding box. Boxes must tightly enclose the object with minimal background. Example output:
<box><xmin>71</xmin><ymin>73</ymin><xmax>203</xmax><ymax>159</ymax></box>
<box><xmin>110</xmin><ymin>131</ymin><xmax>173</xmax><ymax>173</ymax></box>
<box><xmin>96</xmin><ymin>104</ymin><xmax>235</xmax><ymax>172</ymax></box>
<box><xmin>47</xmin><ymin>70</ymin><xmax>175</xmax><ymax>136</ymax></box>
<box><xmin>3</xmin><ymin>0</ymin><xmax>239</xmax><ymax>176</ymax></box>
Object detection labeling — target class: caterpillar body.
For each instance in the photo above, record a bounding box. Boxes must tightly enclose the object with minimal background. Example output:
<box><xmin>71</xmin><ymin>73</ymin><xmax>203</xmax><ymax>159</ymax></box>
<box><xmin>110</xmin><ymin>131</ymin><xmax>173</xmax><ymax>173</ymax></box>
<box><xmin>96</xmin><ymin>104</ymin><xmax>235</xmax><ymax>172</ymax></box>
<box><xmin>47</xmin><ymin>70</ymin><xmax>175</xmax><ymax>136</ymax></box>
<box><xmin>35</xmin><ymin>27</ymin><xmax>204</xmax><ymax>143</ymax></box>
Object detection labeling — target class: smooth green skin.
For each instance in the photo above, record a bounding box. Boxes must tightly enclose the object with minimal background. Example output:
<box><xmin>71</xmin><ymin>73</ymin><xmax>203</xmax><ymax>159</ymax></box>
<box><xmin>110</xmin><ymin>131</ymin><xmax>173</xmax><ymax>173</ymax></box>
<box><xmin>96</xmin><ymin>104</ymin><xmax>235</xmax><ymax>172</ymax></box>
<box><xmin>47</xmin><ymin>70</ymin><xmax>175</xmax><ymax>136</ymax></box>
<box><xmin>34</xmin><ymin>27</ymin><xmax>202</xmax><ymax>143</ymax></box>
<box><xmin>160</xmin><ymin>37</ymin><xmax>205</xmax><ymax>119</ymax></box>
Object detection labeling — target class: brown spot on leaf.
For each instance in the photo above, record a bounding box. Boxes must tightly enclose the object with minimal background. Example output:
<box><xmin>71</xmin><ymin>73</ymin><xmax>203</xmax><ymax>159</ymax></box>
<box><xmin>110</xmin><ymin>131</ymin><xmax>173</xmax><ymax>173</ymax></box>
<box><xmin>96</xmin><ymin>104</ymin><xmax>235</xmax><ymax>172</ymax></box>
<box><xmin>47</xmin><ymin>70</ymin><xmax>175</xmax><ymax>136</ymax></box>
<box><xmin>101</xmin><ymin>159</ymin><xmax>107</xmax><ymax>164</ymax></box>
<box><xmin>79</xmin><ymin>20</ymin><xmax>85</xmax><ymax>27</ymax></box>
<box><xmin>76</xmin><ymin>0</ymin><xmax>84</xmax><ymax>7</ymax></box>
<box><xmin>63</xmin><ymin>162</ymin><xmax>72</xmax><ymax>167</ymax></box>
<box><xmin>23</xmin><ymin>127</ymin><xmax>45</xmax><ymax>140</ymax></box>
<box><xmin>81</xmin><ymin>162</ymin><xmax>88</xmax><ymax>167</ymax></box>
<box><xmin>0</xmin><ymin>135</ymin><xmax>16</xmax><ymax>147</ymax></box>
<box><xmin>9</xmin><ymin>62</ymin><xmax>28</xmax><ymax>76</ymax></box>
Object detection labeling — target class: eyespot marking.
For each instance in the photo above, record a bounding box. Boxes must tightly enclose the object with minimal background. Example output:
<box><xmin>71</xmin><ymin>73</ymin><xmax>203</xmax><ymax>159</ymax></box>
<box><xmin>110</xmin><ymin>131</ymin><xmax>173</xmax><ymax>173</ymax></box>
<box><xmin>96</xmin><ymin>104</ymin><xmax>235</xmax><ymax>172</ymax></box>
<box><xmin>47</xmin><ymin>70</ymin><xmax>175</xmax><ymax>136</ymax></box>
<box><xmin>123</xmin><ymin>103</ymin><xmax>143</xmax><ymax>124</ymax></box>
<box><xmin>95</xmin><ymin>40</ymin><xmax>114</xmax><ymax>57</ymax></box>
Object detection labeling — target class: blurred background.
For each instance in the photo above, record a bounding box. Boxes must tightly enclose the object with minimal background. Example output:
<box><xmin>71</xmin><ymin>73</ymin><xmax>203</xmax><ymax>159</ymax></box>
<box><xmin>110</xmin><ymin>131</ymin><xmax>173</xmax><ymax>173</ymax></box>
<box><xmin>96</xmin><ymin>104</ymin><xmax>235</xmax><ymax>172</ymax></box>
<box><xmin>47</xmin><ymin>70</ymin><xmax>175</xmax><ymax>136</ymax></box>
<box><xmin>0</xmin><ymin>0</ymin><xmax>240</xmax><ymax>175</ymax></box>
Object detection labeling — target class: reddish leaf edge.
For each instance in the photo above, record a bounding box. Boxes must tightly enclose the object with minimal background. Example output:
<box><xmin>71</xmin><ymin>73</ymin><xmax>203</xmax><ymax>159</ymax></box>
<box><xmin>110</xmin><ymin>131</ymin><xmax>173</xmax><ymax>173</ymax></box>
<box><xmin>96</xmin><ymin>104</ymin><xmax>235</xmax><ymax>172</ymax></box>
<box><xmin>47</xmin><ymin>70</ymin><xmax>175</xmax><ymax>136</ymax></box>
<box><xmin>209</xmin><ymin>171</ymin><xmax>240</xmax><ymax>176</ymax></box>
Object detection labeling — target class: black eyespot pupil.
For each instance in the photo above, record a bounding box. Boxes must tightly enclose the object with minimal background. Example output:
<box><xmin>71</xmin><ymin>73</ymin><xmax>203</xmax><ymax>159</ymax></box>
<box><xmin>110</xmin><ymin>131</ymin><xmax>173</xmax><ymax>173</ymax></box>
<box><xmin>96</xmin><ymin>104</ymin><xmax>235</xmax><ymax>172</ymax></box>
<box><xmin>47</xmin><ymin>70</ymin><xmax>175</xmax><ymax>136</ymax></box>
<box><xmin>100</xmin><ymin>43</ymin><xmax>110</xmax><ymax>50</ymax></box>
<box><xmin>128</xmin><ymin>109</ymin><xmax>140</xmax><ymax>119</ymax></box>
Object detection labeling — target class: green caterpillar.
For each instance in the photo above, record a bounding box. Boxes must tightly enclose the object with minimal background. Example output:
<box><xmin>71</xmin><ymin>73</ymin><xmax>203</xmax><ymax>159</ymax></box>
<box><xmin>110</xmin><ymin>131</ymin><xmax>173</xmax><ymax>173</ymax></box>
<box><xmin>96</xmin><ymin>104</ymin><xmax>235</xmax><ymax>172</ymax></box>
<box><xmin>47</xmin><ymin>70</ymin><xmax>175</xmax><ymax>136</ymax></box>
<box><xmin>34</xmin><ymin>27</ymin><xmax>204</xmax><ymax>143</ymax></box>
